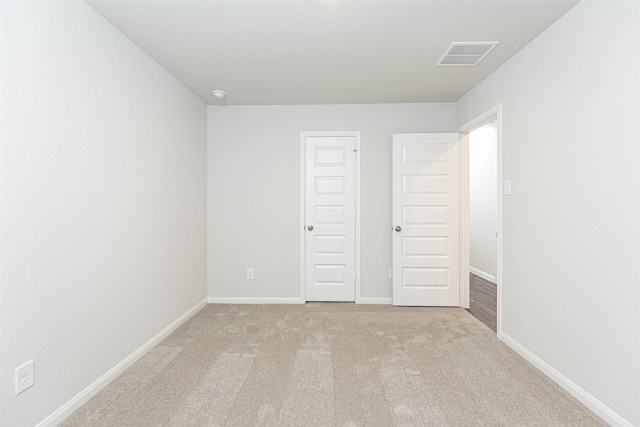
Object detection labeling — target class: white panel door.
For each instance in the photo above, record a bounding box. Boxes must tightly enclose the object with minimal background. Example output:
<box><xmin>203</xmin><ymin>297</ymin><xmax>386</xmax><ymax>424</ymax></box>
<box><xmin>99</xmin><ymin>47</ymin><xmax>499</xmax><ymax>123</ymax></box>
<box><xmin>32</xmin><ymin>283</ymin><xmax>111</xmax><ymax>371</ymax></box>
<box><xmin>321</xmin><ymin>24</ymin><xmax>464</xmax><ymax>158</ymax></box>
<box><xmin>305</xmin><ymin>134</ymin><xmax>357</xmax><ymax>302</ymax></box>
<box><xmin>392</xmin><ymin>133</ymin><xmax>460</xmax><ymax>306</ymax></box>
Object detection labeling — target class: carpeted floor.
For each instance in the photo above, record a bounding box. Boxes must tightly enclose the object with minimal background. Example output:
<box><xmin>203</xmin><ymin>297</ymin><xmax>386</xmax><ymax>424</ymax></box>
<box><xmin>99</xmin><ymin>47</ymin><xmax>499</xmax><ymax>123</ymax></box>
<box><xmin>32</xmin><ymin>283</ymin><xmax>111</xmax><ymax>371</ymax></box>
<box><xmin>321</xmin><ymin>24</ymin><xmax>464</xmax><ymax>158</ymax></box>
<box><xmin>62</xmin><ymin>303</ymin><xmax>605</xmax><ymax>426</ymax></box>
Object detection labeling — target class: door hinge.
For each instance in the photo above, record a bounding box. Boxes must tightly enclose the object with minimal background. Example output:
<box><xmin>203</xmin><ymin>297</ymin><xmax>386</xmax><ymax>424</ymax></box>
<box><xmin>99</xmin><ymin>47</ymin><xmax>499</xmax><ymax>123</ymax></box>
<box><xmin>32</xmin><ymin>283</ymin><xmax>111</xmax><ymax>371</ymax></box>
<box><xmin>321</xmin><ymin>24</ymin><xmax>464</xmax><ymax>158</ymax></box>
<box><xmin>353</xmin><ymin>149</ymin><xmax>358</xmax><ymax>159</ymax></box>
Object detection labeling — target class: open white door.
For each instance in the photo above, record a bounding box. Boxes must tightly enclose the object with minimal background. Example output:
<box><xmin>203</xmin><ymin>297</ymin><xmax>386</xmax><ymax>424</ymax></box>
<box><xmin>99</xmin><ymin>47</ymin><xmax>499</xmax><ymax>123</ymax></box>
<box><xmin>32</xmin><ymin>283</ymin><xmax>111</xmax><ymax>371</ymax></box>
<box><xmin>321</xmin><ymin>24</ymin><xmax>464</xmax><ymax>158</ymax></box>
<box><xmin>392</xmin><ymin>133</ymin><xmax>460</xmax><ymax>306</ymax></box>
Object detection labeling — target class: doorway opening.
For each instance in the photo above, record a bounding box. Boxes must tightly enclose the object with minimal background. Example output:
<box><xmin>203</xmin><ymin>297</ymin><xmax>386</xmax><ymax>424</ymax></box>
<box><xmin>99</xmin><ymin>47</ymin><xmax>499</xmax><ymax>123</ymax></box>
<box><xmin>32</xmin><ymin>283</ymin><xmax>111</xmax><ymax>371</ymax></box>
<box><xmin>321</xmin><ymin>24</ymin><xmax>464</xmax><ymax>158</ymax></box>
<box><xmin>467</xmin><ymin>123</ymin><xmax>498</xmax><ymax>332</ymax></box>
<box><xmin>459</xmin><ymin>104</ymin><xmax>503</xmax><ymax>336</ymax></box>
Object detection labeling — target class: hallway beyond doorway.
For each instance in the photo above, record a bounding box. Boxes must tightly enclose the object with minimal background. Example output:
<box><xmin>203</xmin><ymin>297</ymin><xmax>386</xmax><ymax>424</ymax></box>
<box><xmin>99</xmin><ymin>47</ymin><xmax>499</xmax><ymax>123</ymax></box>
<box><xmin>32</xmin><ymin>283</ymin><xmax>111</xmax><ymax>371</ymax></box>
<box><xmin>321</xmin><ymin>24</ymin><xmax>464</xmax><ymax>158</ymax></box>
<box><xmin>467</xmin><ymin>273</ymin><xmax>497</xmax><ymax>332</ymax></box>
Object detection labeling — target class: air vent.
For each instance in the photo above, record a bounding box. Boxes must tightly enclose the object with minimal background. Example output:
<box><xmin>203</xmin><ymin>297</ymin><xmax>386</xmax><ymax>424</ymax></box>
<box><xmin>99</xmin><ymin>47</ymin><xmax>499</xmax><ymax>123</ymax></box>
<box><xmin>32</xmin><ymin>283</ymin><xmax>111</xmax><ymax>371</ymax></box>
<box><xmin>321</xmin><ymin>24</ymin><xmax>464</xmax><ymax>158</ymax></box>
<box><xmin>436</xmin><ymin>42</ymin><xmax>499</xmax><ymax>67</ymax></box>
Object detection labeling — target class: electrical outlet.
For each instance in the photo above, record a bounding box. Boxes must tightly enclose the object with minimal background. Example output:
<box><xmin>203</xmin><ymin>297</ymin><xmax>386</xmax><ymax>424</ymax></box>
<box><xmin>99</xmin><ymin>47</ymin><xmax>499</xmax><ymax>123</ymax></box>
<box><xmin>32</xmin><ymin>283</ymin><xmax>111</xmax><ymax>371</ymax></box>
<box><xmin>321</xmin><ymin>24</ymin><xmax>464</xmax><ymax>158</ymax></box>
<box><xmin>15</xmin><ymin>360</ymin><xmax>34</xmax><ymax>395</ymax></box>
<box><xmin>246</xmin><ymin>268</ymin><xmax>254</xmax><ymax>280</ymax></box>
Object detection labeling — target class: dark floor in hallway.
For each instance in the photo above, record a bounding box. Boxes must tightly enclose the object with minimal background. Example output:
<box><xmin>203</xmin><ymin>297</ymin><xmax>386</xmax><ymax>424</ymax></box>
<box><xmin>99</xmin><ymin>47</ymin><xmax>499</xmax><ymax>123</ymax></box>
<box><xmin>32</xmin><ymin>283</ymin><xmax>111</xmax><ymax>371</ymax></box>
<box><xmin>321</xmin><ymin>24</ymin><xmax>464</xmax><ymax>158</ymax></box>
<box><xmin>467</xmin><ymin>273</ymin><xmax>497</xmax><ymax>332</ymax></box>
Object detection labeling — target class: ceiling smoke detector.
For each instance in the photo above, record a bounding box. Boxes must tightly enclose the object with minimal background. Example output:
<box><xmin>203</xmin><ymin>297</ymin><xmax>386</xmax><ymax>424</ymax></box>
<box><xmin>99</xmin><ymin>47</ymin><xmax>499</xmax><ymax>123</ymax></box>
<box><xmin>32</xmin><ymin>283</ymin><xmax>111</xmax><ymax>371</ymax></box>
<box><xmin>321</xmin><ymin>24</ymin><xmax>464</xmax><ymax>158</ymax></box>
<box><xmin>436</xmin><ymin>42</ymin><xmax>499</xmax><ymax>67</ymax></box>
<box><xmin>211</xmin><ymin>90</ymin><xmax>226</xmax><ymax>100</ymax></box>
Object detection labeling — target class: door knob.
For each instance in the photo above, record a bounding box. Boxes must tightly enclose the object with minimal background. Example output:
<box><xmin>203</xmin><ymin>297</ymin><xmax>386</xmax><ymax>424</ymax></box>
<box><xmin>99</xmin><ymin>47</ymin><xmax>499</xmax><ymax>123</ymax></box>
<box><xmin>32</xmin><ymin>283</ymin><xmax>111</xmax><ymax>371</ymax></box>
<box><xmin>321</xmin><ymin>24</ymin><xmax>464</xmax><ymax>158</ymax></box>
<box><xmin>395</xmin><ymin>226</ymin><xmax>401</xmax><ymax>232</ymax></box>
<box><xmin>307</xmin><ymin>225</ymin><xmax>314</xmax><ymax>231</ymax></box>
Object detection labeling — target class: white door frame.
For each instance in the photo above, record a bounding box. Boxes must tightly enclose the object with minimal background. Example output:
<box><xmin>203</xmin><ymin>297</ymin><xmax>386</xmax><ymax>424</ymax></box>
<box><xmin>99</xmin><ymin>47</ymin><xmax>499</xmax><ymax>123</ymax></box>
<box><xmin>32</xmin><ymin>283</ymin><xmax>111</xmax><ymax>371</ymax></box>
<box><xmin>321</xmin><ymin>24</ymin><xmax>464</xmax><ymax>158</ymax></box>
<box><xmin>300</xmin><ymin>131</ymin><xmax>361</xmax><ymax>303</ymax></box>
<box><xmin>458</xmin><ymin>104</ymin><xmax>503</xmax><ymax>337</ymax></box>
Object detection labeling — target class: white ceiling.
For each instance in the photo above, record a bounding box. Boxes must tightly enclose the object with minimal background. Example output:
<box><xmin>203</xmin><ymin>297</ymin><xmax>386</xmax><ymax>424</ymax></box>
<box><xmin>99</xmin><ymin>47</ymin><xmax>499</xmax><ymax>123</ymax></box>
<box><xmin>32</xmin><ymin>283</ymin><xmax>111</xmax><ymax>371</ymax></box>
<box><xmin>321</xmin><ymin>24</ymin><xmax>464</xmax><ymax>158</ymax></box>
<box><xmin>87</xmin><ymin>1</ymin><xmax>578</xmax><ymax>105</ymax></box>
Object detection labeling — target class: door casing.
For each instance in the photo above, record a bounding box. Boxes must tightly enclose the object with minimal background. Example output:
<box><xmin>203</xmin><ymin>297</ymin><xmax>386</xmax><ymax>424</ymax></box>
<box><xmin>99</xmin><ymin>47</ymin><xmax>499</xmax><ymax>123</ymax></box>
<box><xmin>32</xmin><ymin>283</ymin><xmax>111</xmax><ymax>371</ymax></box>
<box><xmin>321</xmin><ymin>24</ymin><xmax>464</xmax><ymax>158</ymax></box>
<box><xmin>300</xmin><ymin>131</ymin><xmax>361</xmax><ymax>303</ymax></box>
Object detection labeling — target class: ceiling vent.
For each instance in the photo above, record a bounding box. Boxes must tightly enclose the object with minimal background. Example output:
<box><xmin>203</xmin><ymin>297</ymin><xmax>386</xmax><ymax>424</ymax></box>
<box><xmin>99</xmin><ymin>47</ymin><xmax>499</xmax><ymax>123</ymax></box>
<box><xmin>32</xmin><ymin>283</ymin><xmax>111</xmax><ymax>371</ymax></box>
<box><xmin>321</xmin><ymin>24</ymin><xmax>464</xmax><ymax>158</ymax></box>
<box><xmin>436</xmin><ymin>42</ymin><xmax>499</xmax><ymax>66</ymax></box>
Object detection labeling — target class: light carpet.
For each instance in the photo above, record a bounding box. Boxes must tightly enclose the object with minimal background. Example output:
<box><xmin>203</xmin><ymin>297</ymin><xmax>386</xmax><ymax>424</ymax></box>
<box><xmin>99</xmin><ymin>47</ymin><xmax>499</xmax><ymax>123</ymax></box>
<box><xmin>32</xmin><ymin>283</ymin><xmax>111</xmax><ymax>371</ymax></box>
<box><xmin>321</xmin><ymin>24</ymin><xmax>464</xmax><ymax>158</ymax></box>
<box><xmin>62</xmin><ymin>303</ymin><xmax>605</xmax><ymax>426</ymax></box>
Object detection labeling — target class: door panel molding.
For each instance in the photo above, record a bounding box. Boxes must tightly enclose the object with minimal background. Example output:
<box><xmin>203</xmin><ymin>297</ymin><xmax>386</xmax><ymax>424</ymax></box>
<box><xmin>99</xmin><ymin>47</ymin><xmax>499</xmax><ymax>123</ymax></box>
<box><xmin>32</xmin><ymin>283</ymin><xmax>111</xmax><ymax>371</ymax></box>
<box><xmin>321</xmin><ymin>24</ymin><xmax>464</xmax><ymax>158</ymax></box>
<box><xmin>300</xmin><ymin>131</ymin><xmax>360</xmax><ymax>302</ymax></box>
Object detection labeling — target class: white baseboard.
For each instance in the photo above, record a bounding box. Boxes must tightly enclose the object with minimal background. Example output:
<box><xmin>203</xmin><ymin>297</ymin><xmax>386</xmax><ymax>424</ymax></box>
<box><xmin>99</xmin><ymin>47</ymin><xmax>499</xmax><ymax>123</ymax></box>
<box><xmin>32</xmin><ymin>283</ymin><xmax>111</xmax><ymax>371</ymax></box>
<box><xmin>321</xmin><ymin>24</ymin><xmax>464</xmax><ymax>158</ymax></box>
<box><xmin>208</xmin><ymin>297</ymin><xmax>392</xmax><ymax>305</ymax></box>
<box><xmin>469</xmin><ymin>266</ymin><xmax>496</xmax><ymax>283</ymax></box>
<box><xmin>358</xmin><ymin>297</ymin><xmax>392</xmax><ymax>304</ymax></box>
<box><xmin>208</xmin><ymin>297</ymin><xmax>304</xmax><ymax>304</ymax></box>
<box><xmin>500</xmin><ymin>333</ymin><xmax>632</xmax><ymax>427</ymax></box>
<box><xmin>36</xmin><ymin>298</ymin><xmax>208</xmax><ymax>427</ymax></box>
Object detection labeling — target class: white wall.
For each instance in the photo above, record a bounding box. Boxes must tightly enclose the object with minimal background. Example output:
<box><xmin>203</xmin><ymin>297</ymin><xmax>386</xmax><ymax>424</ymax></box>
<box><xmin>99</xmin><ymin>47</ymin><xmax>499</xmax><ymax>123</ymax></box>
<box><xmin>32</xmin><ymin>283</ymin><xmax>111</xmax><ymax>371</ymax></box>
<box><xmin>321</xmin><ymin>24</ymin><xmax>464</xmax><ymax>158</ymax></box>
<box><xmin>456</xmin><ymin>2</ymin><xmax>640</xmax><ymax>425</ymax></box>
<box><xmin>469</xmin><ymin>125</ymin><xmax>497</xmax><ymax>282</ymax></box>
<box><xmin>208</xmin><ymin>103</ymin><xmax>455</xmax><ymax>301</ymax></box>
<box><xmin>1</xmin><ymin>2</ymin><xmax>207</xmax><ymax>425</ymax></box>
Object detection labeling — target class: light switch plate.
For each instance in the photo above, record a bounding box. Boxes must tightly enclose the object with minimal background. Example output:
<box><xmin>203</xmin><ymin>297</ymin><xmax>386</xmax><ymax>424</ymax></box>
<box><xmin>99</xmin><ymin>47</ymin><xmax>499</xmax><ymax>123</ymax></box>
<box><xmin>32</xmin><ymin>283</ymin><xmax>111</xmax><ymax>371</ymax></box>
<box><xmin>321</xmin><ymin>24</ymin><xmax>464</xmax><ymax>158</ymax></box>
<box><xmin>503</xmin><ymin>179</ymin><xmax>512</xmax><ymax>196</ymax></box>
